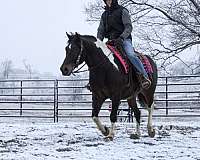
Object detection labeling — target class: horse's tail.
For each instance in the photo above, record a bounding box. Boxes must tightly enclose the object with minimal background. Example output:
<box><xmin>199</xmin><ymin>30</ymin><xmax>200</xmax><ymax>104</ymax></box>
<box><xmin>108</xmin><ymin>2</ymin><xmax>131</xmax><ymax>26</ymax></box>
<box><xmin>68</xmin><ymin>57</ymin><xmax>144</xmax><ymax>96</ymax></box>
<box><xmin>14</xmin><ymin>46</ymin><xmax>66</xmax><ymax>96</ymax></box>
<box><xmin>145</xmin><ymin>55</ymin><xmax>158</xmax><ymax>89</ymax></box>
<box><xmin>137</xmin><ymin>55</ymin><xmax>158</xmax><ymax>108</ymax></box>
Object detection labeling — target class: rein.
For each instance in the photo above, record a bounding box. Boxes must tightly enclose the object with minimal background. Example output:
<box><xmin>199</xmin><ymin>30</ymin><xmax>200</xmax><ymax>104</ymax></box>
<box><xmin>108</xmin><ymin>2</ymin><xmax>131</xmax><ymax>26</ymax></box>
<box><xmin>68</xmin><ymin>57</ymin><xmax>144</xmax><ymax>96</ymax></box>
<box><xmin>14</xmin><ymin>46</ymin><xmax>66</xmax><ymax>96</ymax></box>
<box><xmin>72</xmin><ymin>63</ymin><xmax>87</xmax><ymax>74</ymax></box>
<box><xmin>72</xmin><ymin>40</ymin><xmax>88</xmax><ymax>75</ymax></box>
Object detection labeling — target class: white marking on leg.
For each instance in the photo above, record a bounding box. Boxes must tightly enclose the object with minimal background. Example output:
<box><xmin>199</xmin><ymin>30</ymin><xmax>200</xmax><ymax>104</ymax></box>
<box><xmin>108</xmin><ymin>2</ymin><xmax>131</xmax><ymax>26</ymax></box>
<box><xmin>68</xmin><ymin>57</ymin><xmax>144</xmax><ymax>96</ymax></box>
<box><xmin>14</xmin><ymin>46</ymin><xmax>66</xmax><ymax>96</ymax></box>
<box><xmin>107</xmin><ymin>122</ymin><xmax>115</xmax><ymax>138</ymax></box>
<box><xmin>147</xmin><ymin>102</ymin><xmax>154</xmax><ymax>131</ymax></box>
<box><xmin>130</xmin><ymin>120</ymin><xmax>140</xmax><ymax>138</ymax></box>
<box><xmin>93</xmin><ymin>117</ymin><xmax>106</xmax><ymax>133</ymax></box>
<box><xmin>110</xmin><ymin>122</ymin><xmax>115</xmax><ymax>135</ymax></box>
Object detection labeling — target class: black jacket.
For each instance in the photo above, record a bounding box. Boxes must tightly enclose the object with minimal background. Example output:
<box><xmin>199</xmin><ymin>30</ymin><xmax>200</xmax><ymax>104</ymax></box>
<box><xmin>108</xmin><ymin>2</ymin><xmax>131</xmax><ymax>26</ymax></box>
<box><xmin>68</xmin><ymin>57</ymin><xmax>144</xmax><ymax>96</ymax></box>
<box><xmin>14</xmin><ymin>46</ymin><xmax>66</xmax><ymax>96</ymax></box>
<box><xmin>97</xmin><ymin>0</ymin><xmax>132</xmax><ymax>40</ymax></box>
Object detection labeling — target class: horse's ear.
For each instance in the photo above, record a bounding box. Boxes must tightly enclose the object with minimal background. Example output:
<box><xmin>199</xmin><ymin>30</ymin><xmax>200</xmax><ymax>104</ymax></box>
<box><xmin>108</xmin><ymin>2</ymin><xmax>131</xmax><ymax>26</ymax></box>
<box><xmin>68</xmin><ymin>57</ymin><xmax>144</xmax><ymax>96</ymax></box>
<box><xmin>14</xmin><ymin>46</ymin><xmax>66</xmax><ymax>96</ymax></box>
<box><xmin>75</xmin><ymin>32</ymin><xmax>80</xmax><ymax>41</ymax></box>
<box><xmin>66</xmin><ymin>32</ymin><xmax>72</xmax><ymax>40</ymax></box>
<box><xmin>75</xmin><ymin>32</ymin><xmax>80</xmax><ymax>37</ymax></box>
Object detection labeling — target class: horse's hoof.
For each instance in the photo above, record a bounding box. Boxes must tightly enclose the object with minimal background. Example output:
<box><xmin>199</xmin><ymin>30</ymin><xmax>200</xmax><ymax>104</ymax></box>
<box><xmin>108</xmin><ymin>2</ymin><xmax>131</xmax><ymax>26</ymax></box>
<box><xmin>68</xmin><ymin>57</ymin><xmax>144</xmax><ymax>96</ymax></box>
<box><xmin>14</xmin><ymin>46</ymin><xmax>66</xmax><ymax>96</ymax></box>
<box><xmin>148</xmin><ymin>128</ymin><xmax>155</xmax><ymax>138</ymax></box>
<box><xmin>108</xmin><ymin>136</ymin><xmax>113</xmax><ymax>141</ymax></box>
<box><xmin>104</xmin><ymin>135</ymin><xmax>114</xmax><ymax>141</ymax></box>
<box><xmin>104</xmin><ymin>137</ymin><xmax>113</xmax><ymax>142</ymax></box>
<box><xmin>130</xmin><ymin>134</ymin><xmax>140</xmax><ymax>139</ymax></box>
<box><xmin>102</xmin><ymin>126</ymin><xmax>110</xmax><ymax>136</ymax></box>
<box><xmin>104</xmin><ymin>136</ymin><xmax>114</xmax><ymax>141</ymax></box>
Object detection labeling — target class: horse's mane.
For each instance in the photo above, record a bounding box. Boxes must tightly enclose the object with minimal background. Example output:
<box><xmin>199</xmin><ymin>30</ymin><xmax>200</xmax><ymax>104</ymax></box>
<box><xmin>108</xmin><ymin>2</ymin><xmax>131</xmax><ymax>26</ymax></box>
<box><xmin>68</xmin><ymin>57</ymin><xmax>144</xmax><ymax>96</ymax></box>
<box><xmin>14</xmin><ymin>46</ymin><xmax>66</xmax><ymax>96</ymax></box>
<box><xmin>80</xmin><ymin>35</ymin><xmax>97</xmax><ymax>43</ymax></box>
<box><xmin>67</xmin><ymin>33</ymin><xmax>97</xmax><ymax>44</ymax></box>
<box><xmin>78</xmin><ymin>35</ymin><xmax>99</xmax><ymax>51</ymax></box>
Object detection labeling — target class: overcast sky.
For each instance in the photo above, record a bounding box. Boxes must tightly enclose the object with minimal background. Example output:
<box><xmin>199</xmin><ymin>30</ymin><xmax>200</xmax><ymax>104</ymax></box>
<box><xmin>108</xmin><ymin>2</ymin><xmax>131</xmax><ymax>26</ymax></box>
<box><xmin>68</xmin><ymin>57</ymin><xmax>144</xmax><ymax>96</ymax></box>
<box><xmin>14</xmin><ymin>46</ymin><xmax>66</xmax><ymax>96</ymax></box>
<box><xmin>0</xmin><ymin>0</ymin><xmax>98</xmax><ymax>76</ymax></box>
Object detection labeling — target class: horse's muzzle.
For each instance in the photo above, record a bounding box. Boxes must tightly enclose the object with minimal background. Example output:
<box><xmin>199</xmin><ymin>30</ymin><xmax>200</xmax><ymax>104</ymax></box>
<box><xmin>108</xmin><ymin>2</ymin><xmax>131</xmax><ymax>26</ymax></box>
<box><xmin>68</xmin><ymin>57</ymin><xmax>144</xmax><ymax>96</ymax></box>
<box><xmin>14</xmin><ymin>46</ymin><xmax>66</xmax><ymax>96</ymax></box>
<box><xmin>60</xmin><ymin>64</ymin><xmax>74</xmax><ymax>76</ymax></box>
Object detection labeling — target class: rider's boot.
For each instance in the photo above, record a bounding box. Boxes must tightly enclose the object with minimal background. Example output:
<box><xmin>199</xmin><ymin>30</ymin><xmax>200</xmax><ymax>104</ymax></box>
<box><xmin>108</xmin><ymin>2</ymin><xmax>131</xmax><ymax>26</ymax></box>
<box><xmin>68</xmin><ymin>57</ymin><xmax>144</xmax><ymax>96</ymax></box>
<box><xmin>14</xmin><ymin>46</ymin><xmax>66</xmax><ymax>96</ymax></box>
<box><xmin>137</xmin><ymin>73</ymin><xmax>151</xmax><ymax>89</ymax></box>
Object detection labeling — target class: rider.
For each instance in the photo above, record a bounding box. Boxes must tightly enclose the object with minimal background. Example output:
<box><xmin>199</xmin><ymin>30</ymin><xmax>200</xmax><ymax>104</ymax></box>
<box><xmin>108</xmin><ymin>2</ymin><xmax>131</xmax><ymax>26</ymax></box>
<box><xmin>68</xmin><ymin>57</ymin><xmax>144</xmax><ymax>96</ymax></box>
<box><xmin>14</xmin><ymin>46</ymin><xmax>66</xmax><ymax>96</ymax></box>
<box><xmin>97</xmin><ymin>0</ymin><xmax>151</xmax><ymax>89</ymax></box>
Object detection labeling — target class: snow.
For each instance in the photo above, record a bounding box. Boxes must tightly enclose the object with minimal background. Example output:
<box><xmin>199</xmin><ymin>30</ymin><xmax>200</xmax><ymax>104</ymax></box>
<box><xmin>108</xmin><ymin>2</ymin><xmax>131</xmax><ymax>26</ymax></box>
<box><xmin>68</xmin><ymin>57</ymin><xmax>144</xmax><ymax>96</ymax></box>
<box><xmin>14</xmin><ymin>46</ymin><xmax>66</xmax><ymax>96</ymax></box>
<box><xmin>0</xmin><ymin>76</ymin><xmax>200</xmax><ymax>159</ymax></box>
<box><xmin>0</xmin><ymin>118</ymin><xmax>200</xmax><ymax>160</ymax></box>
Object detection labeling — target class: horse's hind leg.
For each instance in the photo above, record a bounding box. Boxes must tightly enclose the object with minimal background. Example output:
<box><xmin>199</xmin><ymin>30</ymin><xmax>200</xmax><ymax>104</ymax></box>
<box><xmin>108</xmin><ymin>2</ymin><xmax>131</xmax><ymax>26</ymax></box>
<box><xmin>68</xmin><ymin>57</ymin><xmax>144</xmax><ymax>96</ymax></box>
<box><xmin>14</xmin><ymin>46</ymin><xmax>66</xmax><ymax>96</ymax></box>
<box><xmin>127</xmin><ymin>97</ymin><xmax>141</xmax><ymax>139</ymax></box>
<box><xmin>138</xmin><ymin>93</ymin><xmax>155</xmax><ymax>138</ymax></box>
<box><xmin>147</xmin><ymin>102</ymin><xmax>155</xmax><ymax>137</ymax></box>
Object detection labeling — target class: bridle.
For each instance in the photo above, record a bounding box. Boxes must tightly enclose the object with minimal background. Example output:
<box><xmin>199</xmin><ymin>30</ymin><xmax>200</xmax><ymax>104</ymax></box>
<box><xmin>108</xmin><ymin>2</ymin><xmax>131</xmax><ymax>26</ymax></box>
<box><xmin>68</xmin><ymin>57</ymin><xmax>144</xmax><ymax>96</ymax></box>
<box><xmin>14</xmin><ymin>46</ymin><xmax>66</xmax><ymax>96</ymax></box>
<box><xmin>71</xmin><ymin>39</ymin><xmax>113</xmax><ymax>74</ymax></box>
<box><xmin>75</xmin><ymin>40</ymin><xmax>84</xmax><ymax>67</ymax></box>
<box><xmin>69</xmin><ymin>40</ymin><xmax>87</xmax><ymax>75</ymax></box>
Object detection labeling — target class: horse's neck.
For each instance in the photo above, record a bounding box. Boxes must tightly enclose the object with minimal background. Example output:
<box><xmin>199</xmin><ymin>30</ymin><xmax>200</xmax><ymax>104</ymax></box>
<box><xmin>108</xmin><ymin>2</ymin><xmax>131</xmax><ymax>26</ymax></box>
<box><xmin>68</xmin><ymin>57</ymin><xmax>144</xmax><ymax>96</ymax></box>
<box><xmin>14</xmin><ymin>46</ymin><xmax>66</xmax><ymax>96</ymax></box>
<box><xmin>84</xmin><ymin>41</ymin><xmax>111</xmax><ymax>69</ymax></box>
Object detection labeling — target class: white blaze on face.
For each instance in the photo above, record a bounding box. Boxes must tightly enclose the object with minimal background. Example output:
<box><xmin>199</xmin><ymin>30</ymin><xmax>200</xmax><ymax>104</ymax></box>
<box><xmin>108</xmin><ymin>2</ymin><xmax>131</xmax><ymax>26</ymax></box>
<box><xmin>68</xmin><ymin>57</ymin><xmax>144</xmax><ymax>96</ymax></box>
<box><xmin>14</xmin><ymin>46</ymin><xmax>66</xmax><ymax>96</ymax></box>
<box><xmin>68</xmin><ymin>44</ymin><xmax>72</xmax><ymax>49</ymax></box>
<box><xmin>94</xmin><ymin>39</ymin><xmax>119</xmax><ymax>70</ymax></box>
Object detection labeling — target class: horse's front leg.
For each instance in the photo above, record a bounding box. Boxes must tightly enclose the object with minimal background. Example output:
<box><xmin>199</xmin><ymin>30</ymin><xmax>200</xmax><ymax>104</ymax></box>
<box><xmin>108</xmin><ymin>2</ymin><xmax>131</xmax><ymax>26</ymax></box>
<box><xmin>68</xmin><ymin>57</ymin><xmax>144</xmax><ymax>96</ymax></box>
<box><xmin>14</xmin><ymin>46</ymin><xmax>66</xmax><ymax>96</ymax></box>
<box><xmin>92</xmin><ymin>95</ymin><xmax>109</xmax><ymax>136</ymax></box>
<box><xmin>127</xmin><ymin>97</ymin><xmax>141</xmax><ymax>139</ymax></box>
<box><xmin>106</xmin><ymin>97</ymin><xmax>121</xmax><ymax>140</ymax></box>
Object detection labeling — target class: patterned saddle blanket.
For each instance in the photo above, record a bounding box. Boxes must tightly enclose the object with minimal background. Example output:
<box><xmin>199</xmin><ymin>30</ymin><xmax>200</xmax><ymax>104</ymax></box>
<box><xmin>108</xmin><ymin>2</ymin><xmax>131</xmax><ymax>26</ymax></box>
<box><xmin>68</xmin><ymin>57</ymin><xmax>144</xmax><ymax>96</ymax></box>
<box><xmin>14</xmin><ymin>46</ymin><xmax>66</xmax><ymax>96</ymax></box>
<box><xmin>106</xmin><ymin>43</ymin><xmax>153</xmax><ymax>75</ymax></box>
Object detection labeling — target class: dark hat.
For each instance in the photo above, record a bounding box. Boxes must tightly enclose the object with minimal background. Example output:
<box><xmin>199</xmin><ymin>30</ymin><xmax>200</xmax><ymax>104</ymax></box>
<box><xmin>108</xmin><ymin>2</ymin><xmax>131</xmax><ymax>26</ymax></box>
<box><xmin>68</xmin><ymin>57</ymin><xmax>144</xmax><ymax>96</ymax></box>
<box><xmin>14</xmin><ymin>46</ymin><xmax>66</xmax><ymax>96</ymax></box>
<box><xmin>103</xmin><ymin>0</ymin><xmax>119</xmax><ymax>9</ymax></box>
<box><xmin>103</xmin><ymin>0</ymin><xmax>118</xmax><ymax>5</ymax></box>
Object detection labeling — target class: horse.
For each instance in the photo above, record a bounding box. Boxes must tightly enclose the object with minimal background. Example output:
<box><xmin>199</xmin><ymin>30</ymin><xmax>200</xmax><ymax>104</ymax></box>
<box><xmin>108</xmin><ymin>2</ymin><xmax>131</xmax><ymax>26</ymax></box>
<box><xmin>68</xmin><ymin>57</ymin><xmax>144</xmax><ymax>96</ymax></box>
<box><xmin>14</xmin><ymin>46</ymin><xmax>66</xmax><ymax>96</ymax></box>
<box><xmin>60</xmin><ymin>32</ymin><xmax>158</xmax><ymax>140</ymax></box>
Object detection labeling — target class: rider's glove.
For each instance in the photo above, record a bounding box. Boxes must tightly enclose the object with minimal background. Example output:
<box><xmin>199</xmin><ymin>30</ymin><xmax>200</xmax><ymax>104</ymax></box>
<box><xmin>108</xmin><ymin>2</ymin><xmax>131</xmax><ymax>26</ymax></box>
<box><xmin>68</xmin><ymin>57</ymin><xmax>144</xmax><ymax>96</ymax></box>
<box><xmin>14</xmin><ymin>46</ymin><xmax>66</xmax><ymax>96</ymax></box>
<box><xmin>114</xmin><ymin>37</ymin><xmax>123</xmax><ymax>44</ymax></box>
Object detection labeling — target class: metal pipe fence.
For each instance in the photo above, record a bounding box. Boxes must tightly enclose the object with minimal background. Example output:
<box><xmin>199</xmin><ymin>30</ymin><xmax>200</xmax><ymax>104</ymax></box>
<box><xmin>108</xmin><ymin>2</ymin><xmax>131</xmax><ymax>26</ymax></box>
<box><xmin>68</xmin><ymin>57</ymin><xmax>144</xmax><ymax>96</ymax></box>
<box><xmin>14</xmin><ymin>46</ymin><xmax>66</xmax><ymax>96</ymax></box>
<box><xmin>0</xmin><ymin>75</ymin><xmax>199</xmax><ymax>122</ymax></box>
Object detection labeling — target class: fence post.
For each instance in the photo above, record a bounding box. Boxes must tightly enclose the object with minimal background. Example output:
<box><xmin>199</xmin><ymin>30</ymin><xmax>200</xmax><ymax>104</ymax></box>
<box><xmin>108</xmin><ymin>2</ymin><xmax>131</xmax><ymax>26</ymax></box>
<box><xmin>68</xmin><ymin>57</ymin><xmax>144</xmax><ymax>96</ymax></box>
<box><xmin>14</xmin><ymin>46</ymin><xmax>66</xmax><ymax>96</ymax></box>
<box><xmin>20</xmin><ymin>80</ymin><xmax>23</xmax><ymax>116</ymax></box>
<box><xmin>165</xmin><ymin>77</ymin><xmax>168</xmax><ymax>116</ymax></box>
<box><xmin>56</xmin><ymin>80</ymin><xmax>59</xmax><ymax>122</ymax></box>
<box><xmin>54</xmin><ymin>80</ymin><xmax>58</xmax><ymax>122</ymax></box>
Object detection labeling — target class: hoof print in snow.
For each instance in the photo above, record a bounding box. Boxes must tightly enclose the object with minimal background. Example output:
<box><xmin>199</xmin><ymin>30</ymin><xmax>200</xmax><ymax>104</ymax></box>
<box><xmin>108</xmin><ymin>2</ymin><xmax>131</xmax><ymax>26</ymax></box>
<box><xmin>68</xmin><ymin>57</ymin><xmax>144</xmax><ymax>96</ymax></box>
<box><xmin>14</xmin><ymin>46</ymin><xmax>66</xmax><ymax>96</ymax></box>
<box><xmin>57</xmin><ymin>139</ymin><xmax>63</xmax><ymax>143</ymax></box>
<box><xmin>56</xmin><ymin>147</ymin><xmax>74</xmax><ymax>152</ymax></box>
<box><xmin>130</xmin><ymin>134</ymin><xmax>140</xmax><ymax>139</ymax></box>
<box><xmin>85</xmin><ymin>143</ymin><xmax>104</xmax><ymax>147</ymax></box>
<box><xmin>143</xmin><ymin>142</ymin><xmax>155</xmax><ymax>146</ymax></box>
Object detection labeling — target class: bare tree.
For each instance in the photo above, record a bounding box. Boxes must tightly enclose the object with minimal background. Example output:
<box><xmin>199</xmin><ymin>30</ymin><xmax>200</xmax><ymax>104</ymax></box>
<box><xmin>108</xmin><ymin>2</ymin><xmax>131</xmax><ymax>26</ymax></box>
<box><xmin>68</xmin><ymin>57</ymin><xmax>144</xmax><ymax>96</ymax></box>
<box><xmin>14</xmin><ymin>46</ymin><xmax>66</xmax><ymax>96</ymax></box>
<box><xmin>85</xmin><ymin>0</ymin><xmax>200</xmax><ymax>74</ymax></box>
<box><xmin>23</xmin><ymin>59</ymin><xmax>33</xmax><ymax>79</ymax></box>
<box><xmin>0</xmin><ymin>59</ymin><xmax>13</xmax><ymax>79</ymax></box>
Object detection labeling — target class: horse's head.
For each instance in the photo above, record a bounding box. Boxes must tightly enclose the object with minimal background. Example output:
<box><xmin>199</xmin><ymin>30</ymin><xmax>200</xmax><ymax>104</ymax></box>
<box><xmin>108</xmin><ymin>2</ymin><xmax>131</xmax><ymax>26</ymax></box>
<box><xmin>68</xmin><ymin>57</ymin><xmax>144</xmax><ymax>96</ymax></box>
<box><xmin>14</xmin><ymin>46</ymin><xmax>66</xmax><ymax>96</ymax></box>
<box><xmin>60</xmin><ymin>32</ymin><xmax>85</xmax><ymax>76</ymax></box>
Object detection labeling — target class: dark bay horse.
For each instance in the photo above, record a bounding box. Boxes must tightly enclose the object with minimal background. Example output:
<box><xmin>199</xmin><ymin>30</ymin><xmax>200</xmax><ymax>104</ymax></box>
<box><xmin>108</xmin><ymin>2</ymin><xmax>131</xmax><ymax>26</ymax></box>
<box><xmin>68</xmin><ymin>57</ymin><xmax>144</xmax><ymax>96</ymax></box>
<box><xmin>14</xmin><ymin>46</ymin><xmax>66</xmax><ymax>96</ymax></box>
<box><xmin>60</xmin><ymin>32</ymin><xmax>158</xmax><ymax>140</ymax></box>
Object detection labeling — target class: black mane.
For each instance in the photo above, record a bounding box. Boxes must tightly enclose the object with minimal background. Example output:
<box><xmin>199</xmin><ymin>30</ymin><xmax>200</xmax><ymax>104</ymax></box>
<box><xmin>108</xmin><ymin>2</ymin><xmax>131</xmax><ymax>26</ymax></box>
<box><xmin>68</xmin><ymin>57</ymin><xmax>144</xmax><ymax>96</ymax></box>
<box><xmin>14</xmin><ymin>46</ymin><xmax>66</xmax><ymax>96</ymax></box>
<box><xmin>80</xmin><ymin>35</ymin><xmax>97</xmax><ymax>43</ymax></box>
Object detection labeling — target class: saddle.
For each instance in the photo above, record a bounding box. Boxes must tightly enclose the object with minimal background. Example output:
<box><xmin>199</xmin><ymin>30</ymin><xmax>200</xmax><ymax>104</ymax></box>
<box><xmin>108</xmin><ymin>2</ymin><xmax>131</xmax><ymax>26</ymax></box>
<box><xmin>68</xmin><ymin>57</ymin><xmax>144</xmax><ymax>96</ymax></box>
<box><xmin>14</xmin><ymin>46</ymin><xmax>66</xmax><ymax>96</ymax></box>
<box><xmin>106</xmin><ymin>41</ymin><xmax>153</xmax><ymax>76</ymax></box>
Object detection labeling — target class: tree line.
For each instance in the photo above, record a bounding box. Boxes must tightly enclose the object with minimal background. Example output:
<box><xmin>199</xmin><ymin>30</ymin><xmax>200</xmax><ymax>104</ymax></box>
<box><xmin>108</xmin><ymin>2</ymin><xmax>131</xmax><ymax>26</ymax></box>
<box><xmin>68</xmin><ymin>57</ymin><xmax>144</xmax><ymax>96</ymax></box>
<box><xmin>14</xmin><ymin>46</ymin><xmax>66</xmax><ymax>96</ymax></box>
<box><xmin>0</xmin><ymin>59</ymin><xmax>36</xmax><ymax>79</ymax></box>
<box><xmin>84</xmin><ymin>0</ymin><xmax>200</xmax><ymax>74</ymax></box>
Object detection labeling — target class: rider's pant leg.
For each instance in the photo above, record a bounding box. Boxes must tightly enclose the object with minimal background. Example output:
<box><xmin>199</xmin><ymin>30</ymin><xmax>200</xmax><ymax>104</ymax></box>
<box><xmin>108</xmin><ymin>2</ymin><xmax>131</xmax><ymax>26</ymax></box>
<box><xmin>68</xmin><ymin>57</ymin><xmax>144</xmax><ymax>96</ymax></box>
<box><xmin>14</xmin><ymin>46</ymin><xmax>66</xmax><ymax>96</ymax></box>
<box><xmin>123</xmin><ymin>39</ymin><xmax>148</xmax><ymax>78</ymax></box>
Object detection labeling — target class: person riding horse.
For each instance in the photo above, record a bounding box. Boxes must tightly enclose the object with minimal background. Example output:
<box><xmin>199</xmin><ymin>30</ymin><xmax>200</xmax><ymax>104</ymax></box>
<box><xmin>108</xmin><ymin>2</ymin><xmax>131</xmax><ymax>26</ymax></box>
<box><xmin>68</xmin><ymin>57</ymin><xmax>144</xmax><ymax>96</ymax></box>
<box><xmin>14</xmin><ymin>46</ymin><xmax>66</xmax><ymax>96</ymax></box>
<box><xmin>61</xmin><ymin>33</ymin><xmax>157</xmax><ymax>139</ymax></box>
<box><xmin>97</xmin><ymin>0</ymin><xmax>151</xmax><ymax>89</ymax></box>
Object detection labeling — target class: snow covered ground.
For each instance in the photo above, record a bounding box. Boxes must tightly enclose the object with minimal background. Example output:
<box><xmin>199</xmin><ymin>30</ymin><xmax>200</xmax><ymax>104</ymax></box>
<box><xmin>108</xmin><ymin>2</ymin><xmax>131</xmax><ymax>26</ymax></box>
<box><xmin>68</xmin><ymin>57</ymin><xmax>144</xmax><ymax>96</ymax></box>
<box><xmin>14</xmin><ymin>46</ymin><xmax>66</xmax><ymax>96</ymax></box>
<box><xmin>0</xmin><ymin>117</ymin><xmax>200</xmax><ymax>160</ymax></box>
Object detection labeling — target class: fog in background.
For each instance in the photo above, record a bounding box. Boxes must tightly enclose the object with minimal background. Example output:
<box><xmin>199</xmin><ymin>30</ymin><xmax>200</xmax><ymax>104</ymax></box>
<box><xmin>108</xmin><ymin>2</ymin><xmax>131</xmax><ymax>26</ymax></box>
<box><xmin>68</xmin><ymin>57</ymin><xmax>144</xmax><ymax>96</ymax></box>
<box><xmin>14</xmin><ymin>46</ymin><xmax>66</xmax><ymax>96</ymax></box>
<box><xmin>0</xmin><ymin>0</ymin><xmax>98</xmax><ymax>76</ymax></box>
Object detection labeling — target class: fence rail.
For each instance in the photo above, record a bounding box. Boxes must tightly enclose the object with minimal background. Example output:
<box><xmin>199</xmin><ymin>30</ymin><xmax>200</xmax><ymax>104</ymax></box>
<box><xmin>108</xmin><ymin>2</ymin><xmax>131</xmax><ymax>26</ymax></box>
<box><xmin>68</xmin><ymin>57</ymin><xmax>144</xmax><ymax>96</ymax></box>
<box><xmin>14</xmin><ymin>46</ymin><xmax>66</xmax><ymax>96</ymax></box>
<box><xmin>0</xmin><ymin>75</ymin><xmax>200</xmax><ymax>122</ymax></box>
